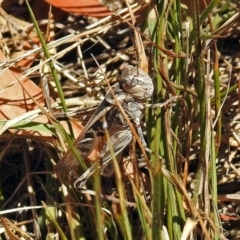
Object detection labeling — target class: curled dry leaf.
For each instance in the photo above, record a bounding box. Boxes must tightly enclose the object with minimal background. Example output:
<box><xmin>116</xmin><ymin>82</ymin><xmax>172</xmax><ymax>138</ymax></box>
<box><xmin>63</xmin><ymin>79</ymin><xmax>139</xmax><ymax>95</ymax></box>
<box><xmin>44</xmin><ymin>0</ymin><xmax>113</xmax><ymax>18</ymax></box>
<box><xmin>0</xmin><ymin>50</ymin><xmax>82</xmax><ymax>141</ymax></box>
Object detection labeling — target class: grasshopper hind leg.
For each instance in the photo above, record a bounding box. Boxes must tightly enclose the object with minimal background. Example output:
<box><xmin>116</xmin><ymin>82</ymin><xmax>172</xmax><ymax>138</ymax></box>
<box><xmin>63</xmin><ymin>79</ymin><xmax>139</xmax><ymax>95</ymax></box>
<box><xmin>74</xmin><ymin>129</ymin><xmax>132</xmax><ymax>190</ymax></box>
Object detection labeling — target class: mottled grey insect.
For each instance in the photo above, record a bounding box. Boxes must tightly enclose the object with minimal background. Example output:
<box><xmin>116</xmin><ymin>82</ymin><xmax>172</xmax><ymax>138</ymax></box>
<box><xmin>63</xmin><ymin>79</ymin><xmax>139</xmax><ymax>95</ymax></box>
<box><xmin>55</xmin><ymin>65</ymin><xmax>154</xmax><ymax>190</ymax></box>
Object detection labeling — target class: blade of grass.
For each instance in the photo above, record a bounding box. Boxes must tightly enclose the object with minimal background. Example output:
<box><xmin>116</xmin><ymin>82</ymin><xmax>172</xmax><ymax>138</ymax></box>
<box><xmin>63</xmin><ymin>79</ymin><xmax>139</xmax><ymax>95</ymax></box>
<box><xmin>93</xmin><ymin>160</ymin><xmax>105</xmax><ymax>240</ymax></box>
<box><xmin>191</xmin><ymin>0</ymin><xmax>211</xmax><ymax>239</ymax></box>
<box><xmin>25</xmin><ymin>0</ymin><xmax>73</xmax><ymax>136</ymax></box>
<box><xmin>42</xmin><ymin>202</ymin><xmax>68</xmax><ymax>240</ymax></box>
<box><xmin>147</xmin><ymin>1</ymin><xmax>167</xmax><ymax>239</ymax></box>
<box><xmin>129</xmin><ymin>177</ymin><xmax>152</xmax><ymax>240</ymax></box>
<box><xmin>104</xmin><ymin>128</ymin><xmax>133</xmax><ymax>240</ymax></box>
<box><xmin>191</xmin><ymin>0</ymin><xmax>206</xmax><ymax>206</ymax></box>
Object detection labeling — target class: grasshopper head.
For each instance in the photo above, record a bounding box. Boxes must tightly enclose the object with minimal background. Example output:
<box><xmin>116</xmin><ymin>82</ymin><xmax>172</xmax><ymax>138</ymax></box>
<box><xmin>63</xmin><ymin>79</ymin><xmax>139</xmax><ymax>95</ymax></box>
<box><xmin>119</xmin><ymin>65</ymin><xmax>154</xmax><ymax>101</ymax></box>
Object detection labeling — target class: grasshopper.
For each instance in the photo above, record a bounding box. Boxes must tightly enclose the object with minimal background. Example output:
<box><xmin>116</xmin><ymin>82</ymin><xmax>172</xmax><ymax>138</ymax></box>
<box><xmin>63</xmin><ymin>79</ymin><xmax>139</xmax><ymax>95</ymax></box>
<box><xmin>55</xmin><ymin>65</ymin><xmax>154</xmax><ymax>190</ymax></box>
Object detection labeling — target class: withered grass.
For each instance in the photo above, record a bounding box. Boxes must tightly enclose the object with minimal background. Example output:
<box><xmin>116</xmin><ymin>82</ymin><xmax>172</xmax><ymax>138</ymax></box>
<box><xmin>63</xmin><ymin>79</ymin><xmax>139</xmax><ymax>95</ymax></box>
<box><xmin>0</xmin><ymin>0</ymin><xmax>240</xmax><ymax>239</ymax></box>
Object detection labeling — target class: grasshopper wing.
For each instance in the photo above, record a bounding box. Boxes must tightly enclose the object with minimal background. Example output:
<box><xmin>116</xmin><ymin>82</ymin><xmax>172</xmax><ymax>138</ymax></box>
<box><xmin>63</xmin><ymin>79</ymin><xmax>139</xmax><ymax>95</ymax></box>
<box><xmin>74</xmin><ymin>129</ymin><xmax>132</xmax><ymax>189</ymax></box>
